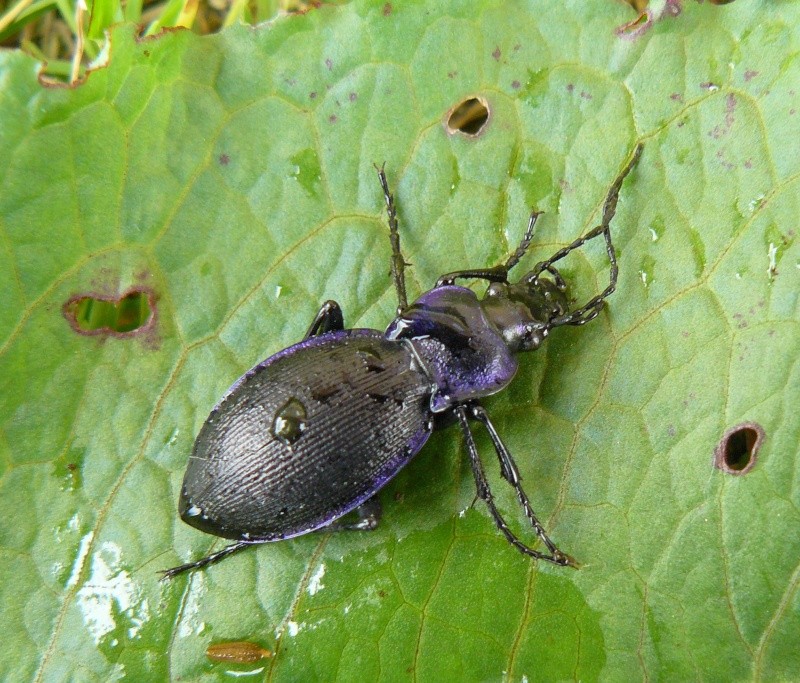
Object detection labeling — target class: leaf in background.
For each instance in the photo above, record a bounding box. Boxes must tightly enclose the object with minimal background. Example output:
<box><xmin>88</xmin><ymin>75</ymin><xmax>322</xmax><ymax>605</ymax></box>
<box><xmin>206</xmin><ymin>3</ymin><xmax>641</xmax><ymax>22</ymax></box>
<box><xmin>0</xmin><ymin>1</ymin><xmax>798</xmax><ymax>680</ymax></box>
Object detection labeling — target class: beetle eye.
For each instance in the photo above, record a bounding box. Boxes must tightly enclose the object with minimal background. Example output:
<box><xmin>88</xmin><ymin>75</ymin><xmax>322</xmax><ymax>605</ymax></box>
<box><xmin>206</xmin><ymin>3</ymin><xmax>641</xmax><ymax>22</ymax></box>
<box><xmin>521</xmin><ymin>325</ymin><xmax>535</xmax><ymax>345</ymax></box>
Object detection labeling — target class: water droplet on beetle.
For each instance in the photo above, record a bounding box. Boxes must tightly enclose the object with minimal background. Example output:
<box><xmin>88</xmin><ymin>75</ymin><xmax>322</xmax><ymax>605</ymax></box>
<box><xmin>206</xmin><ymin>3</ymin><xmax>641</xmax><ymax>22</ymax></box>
<box><xmin>272</xmin><ymin>398</ymin><xmax>308</xmax><ymax>446</ymax></box>
<box><xmin>186</xmin><ymin>504</ymin><xmax>203</xmax><ymax>517</ymax></box>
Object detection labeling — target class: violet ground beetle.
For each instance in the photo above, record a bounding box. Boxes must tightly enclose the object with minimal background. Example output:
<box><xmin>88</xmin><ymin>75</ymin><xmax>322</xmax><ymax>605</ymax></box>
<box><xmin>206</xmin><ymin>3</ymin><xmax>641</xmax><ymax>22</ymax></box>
<box><xmin>162</xmin><ymin>143</ymin><xmax>643</xmax><ymax>579</ymax></box>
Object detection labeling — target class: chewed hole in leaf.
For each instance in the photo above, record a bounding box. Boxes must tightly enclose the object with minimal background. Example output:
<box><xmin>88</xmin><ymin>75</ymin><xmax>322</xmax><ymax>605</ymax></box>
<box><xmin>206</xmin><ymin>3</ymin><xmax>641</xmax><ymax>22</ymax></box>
<box><xmin>714</xmin><ymin>422</ymin><xmax>764</xmax><ymax>475</ymax></box>
<box><xmin>63</xmin><ymin>289</ymin><xmax>154</xmax><ymax>336</ymax></box>
<box><xmin>446</xmin><ymin>96</ymin><xmax>490</xmax><ymax>136</ymax></box>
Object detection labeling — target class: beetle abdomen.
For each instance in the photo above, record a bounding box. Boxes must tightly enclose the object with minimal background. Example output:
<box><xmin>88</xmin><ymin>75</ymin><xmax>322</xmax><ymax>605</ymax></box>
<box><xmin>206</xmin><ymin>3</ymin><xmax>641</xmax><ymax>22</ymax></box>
<box><xmin>180</xmin><ymin>330</ymin><xmax>433</xmax><ymax>540</ymax></box>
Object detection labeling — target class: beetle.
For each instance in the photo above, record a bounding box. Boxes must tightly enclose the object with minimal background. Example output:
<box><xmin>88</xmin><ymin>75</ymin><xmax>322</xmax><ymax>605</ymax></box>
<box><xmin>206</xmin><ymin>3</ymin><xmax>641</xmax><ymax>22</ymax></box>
<box><xmin>162</xmin><ymin>144</ymin><xmax>643</xmax><ymax>579</ymax></box>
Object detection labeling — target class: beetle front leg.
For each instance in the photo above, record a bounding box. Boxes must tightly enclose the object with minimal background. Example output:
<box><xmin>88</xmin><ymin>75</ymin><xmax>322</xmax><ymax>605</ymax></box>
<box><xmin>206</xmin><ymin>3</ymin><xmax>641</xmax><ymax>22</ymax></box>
<box><xmin>304</xmin><ymin>300</ymin><xmax>344</xmax><ymax>339</ymax></box>
<box><xmin>454</xmin><ymin>405</ymin><xmax>577</xmax><ymax>568</ymax></box>
<box><xmin>375</xmin><ymin>164</ymin><xmax>409</xmax><ymax>313</ymax></box>
<box><xmin>436</xmin><ymin>211</ymin><xmax>544</xmax><ymax>287</ymax></box>
<box><xmin>324</xmin><ymin>496</ymin><xmax>383</xmax><ymax>532</ymax></box>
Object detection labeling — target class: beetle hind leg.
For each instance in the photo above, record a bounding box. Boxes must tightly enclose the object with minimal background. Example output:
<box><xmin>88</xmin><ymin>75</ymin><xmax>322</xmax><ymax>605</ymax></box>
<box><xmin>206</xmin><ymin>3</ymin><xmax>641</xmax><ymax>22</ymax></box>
<box><xmin>159</xmin><ymin>539</ymin><xmax>259</xmax><ymax>580</ymax></box>
<box><xmin>455</xmin><ymin>404</ymin><xmax>577</xmax><ymax>568</ymax></box>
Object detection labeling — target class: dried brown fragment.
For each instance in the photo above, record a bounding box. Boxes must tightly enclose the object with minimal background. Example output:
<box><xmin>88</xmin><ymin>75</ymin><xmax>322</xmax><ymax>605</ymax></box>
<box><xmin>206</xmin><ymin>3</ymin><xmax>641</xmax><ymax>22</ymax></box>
<box><xmin>206</xmin><ymin>641</ymin><xmax>272</xmax><ymax>663</ymax></box>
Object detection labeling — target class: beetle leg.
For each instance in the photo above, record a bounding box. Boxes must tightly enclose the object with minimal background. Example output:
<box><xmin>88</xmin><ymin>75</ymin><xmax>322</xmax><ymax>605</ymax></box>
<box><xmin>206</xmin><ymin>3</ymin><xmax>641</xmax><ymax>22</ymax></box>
<box><xmin>454</xmin><ymin>405</ymin><xmax>577</xmax><ymax>568</ymax></box>
<box><xmin>435</xmin><ymin>211</ymin><xmax>543</xmax><ymax>287</ymax></box>
<box><xmin>324</xmin><ymin>496</ymin><xmax>383</xmax><ymax>532</ymax></box>
<box><xmin>375</xmin><ymin>164</ymin><xmax>409</xmax><ymax>313</ymax></box>
<box><xmin>160</xmin><ymin>539</ymin><xmax>258</xmax><ymax>580</ymax></box>
<box><xmin>435</xmin><ymin>265</ymin><xmax>509</xmax><ymax>288</ymax></box>
<box><xmin>304</xmin><ymin>300</ymin><xmax>344</xmax><ymax>339</ymax></box>
<box><xmin>467</xmin><ymin>403</ymin><xmax>577</xmax><ymax>566</ymax></box>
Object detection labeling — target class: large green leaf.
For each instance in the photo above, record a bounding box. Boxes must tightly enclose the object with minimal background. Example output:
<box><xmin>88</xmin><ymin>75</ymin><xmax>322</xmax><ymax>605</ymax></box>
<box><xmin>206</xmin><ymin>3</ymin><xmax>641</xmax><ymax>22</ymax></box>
<box><xmin>2</xmin><ymin>1</ymin><xmax>799</xmax><ymax>680</ymax></box>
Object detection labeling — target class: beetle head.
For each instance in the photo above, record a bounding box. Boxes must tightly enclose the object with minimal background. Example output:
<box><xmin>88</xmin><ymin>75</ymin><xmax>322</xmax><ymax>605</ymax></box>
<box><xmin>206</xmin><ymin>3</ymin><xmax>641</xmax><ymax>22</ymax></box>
<box><xmin>480</xmin><ymin>273</ymin><xmax>569</xmax><ymax>352</ymax></box>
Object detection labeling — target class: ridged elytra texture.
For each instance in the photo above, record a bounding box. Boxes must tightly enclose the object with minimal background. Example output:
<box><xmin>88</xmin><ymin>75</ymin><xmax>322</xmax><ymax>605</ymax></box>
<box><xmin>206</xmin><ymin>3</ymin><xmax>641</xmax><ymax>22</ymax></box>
<box><xmin>181</xmin><ymin>330</ymin><xmax>433</xmax><ymax>539</ymax></box>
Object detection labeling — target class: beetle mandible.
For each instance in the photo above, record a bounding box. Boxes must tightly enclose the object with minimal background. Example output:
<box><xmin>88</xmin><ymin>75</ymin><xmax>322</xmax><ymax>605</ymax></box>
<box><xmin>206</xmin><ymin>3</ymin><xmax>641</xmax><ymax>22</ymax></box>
<box><xmin>162</xmin><ymin>144</ymin><xmax>644</xmax><ymax>579</ymax></box>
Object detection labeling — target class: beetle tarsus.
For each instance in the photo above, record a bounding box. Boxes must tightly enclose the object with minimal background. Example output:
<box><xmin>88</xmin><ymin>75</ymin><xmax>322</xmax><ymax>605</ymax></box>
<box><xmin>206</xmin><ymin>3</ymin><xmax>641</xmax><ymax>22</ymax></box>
<box><xmin>160</xmin><ymin>540</ymin><xmax>256</xmax><ymax>580</ymax></box>
<box><xmin>375</xmin><ymin>164</ymin><xmax>408</xmax><ymax>311</ymax></box>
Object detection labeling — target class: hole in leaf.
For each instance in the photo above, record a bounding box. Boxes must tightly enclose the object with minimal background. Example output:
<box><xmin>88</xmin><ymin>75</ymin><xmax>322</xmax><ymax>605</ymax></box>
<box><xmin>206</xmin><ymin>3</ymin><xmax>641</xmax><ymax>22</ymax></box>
<box><xmin>64</xmin><ymin>289</ymin><xmax>154</xmax><ymax>336</ymax></box>
<box><xmin>446</xmin><ymin>96</ymin><xmax>490</xmax><ymax>136</ymax></box>
<box><xmin>714</xmin><ymin>422</ymin><xmax>764</xmax><ymax>475</ymax></box>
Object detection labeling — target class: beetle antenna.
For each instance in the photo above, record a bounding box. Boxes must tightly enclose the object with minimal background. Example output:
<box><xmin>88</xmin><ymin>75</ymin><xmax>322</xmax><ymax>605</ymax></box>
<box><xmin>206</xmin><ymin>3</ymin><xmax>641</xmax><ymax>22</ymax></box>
<box><xmin>539</xmin><ymin>143</ymin><xmax>643</xmax><ymax>328</ymax></box>
<box><xmin>504</xmin><ymin>210</ymin><xmax>543</xmax><ymax>273</ymax></box>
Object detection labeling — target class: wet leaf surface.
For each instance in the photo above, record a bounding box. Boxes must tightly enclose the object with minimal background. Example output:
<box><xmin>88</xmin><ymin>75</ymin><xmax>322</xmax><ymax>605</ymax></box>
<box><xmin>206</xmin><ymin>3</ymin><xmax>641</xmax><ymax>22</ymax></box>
<box><xmin>1</xmin><ymin>1</ymin><xmax>799</xmax><ymax>680</ymax></box>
